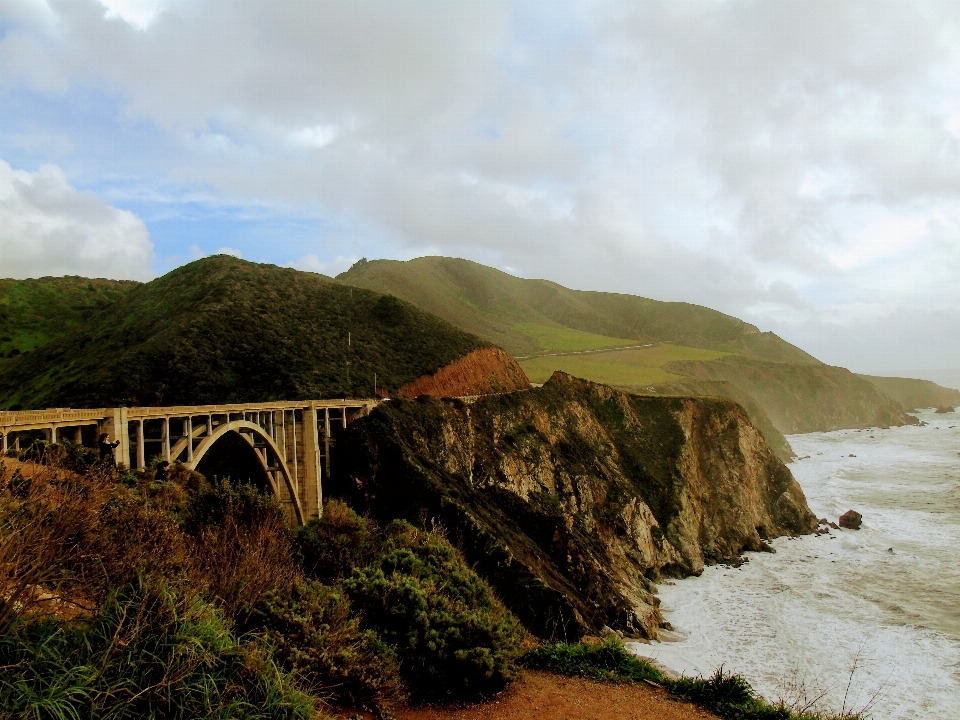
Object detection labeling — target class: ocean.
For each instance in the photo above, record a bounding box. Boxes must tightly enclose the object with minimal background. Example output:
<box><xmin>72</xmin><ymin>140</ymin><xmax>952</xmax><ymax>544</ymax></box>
<box><xmin>629</xmin><ymin>408</ymin><xmax>960</xmax><ymax>719</ymax></box>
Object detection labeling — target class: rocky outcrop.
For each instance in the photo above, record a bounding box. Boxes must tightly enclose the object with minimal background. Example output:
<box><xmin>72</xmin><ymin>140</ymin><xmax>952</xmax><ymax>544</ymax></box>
<box><xmin>396</xmin><ymin>347</ymin><xmax>530</xmax><ymax>399</ymax></box>
<box><xmin>333</xmin><ymin>372</ymin><xmax>816</xmax><ymax>641</ymax></box>
<box><xmin>839</xmin><ymin>509</ymin><xmax>863</xmax><ymax>529</ymax></box>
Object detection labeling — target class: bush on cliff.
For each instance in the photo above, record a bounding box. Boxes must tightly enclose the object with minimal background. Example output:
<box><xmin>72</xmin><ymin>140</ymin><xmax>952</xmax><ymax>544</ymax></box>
<box><xmin>246</xmin><ymin>579</ymin><xmax>406</xmax><ymax>713</ymax></box>
<box><xmin>292</xmin><ymin>499</ymin><xmax>382</xmax><ymax>584</ymax></box>
<box><xmin>292</xmin><ymin>501</ymin><xmax>526</xmax><ymax>702</ymax></box>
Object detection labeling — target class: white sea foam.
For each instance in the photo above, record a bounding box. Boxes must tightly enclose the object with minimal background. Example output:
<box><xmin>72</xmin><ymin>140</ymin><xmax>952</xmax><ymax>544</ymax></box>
<box><xmin>628</xmin><ymin>408</ymin><xmax>960</xmax><ymax>719</ymax></box>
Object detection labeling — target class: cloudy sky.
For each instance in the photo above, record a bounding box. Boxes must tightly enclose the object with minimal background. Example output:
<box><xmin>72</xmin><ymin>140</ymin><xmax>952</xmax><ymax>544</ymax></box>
<box><xmin>2</xmin><ymin>0</ymin><xmax>960</xmax><ymax>379</ymax></box>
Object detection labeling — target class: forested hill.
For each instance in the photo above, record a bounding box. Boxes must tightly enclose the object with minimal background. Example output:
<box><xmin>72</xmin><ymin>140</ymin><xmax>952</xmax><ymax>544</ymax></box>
<box><xmin>0</xmin><ymin>256</ymin><xmax>493</xmax><ymax>409</ymax></box>
<box><xmin>0</xmin><ymin>276</ymin><xmax>139</xmax><ymax>362</ymax></box>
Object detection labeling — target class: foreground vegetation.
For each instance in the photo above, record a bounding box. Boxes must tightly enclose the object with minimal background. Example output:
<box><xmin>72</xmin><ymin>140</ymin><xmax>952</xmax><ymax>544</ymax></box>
<box><xmin>0</xmin><ymin>449</ymin><xmax>523</xmax><ymax>718</ymax></box>
<box><xmin>0</xmin><ymin>446</ymin><xmax>870</xmax><ymax>719</ymax></box>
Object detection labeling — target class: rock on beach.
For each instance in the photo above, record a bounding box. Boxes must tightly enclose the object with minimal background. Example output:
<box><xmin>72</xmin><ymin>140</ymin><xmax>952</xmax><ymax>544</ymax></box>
<box><xmin>839</xmin><ymin>509</ymin><xmax>862</xmax><ymax>530</ymax></box>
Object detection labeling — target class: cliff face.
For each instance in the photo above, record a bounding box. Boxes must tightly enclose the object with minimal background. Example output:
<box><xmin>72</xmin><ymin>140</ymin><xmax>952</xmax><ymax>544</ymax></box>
<box><xmin>333</xmin><ymin>372</ymin><xmax>816</xmax><ymax>641</ymax></box>
<box><xmin>396</xmin><ymin>347</ymin><xmax>530</xmax><ymax>399</ymax></box>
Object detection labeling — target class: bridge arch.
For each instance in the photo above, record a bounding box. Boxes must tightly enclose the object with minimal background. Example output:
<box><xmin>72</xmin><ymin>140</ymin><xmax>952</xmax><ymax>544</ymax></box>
<box><xmin>188</xmin><ymin>420</ymin><xmax>304</xmax><ymax>524</ymax></box>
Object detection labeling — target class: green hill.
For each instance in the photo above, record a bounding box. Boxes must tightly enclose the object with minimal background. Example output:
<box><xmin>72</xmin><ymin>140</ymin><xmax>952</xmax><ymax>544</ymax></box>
<box><xmin>337</xmin><ymin>257</ymin><xmax>819</xmax><ymax>363</ymax></box>
<box><xmin>0</xmin><ymin>276</ymin><xmax>139</xmax><ymax>362</ymax></box>
<box><xmin>858</xmin><ymin>375</ymin><xmax>960</xmax><ymax>411</ymax></box>
<box><xmin>337</xmin><ymin>257</ymin><xmax>918</xmax><ymax>453</ymax></box>
<box><xmin>0</xmin><ymin>256</ymin><xmax>490</xmax><ymax>409</ymax></box>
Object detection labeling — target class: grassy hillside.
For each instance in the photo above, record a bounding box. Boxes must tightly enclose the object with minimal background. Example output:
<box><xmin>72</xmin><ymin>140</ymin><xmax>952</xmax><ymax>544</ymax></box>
<box><xmin>519</xmin><ymin>343</ymin><xmax>728</xmax><ymax>387</ymax></box>
<box><xmin>337</xmin><ymin>256</ymin><xmax>917</xmax><ymax>448</ymax></box>
<box><xmin>338</xmin><ymin>257</ymin><xmax>819</xmax><ymax>363</ymax></box>
<box><xmin>0</xmin><ymin>256</ymin><xmax>490</xmax><ymax>409</ymax></box>
<box><xmin>0</xmin><ymin>276</ymin><xmax>138</xmax><ymax>362</ymax></box>
<box><xmin>859</xmin><ymin>374</ymin><xmax>960</xmax><ymax>411</ymax></box>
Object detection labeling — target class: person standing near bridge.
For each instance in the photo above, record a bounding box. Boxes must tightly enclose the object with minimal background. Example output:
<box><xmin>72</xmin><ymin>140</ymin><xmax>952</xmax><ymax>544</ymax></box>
<box><xmin>98</xmin><ymin>433</ymin><xmax>120</xmax><ymax>466</ymax></box>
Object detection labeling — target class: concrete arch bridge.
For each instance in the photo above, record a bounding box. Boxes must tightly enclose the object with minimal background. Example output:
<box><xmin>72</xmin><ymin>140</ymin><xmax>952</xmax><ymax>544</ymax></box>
<box><xmin>0</xmin><ymin>399</ymin><xmax>378</xmax><ymax>524</ymax></box>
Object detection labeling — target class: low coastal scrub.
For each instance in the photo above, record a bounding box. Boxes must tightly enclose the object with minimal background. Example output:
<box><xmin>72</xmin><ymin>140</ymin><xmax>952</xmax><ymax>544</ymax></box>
<box><xmin>0</xmin><ymin>455</ymin><xmax>524</xmax><ymax>718</ymax></box>
<box><xmin>522</xmin><ymin>639</ymin><xmax>864</xmax><ymax>720</ymax></box>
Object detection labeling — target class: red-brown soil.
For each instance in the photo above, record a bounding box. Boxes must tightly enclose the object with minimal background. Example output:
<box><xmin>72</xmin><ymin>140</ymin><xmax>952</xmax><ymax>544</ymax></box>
<box><xmin>396</xmin><ymin>347</ymin><xmax>530</xmax><ymax>399</ymax></box>
<box><xmin>391</xmin><ymin>671</ymin><xmax>720</xmax><ymax>720</ymax></box>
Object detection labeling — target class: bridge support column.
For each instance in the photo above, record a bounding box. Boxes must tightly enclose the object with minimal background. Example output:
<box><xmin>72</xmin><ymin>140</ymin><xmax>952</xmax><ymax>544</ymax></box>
<box><xmin>100</xmin><ymin>408</ymin><xmax>130</xmax><ymax>468</ymax></box>
<box><xmin>324</xmin><ymin>408</ymin><xmax>331</xmax><ymax>478</ymax></box>
<box><xmin>163</xmin><ymin>417</ymin><xmax>170</xmax><ymax>462</ymax></box>
<box><xmin>187</xmin><ymin>416</ymin><xmax>194</xmax><ymax>462</ymax></box>
<box><xmin>136</xmin><ymin>420</ymin><xmax>145</xmax><ymax>470</ymax></box>
<box><xmin>301</xmin><ymin>405</ymin><xmax>322</xmax><ymax>521</ymax></box>
<box><xmin>1</xmin><ymin>432</ymin><xmax>7</xmax><ymax>454</ymax></box>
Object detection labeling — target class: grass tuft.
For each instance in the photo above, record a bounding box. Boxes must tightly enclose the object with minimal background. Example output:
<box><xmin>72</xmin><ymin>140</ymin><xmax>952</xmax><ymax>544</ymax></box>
<box><xmin>521</xmin><ymin>639</ymin><xmax>864</xmax><ymax>720</ymax></box>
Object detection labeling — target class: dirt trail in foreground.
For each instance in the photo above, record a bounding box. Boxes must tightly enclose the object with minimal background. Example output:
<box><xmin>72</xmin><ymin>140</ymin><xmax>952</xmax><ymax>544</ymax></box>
<box><xmin>395</xmin><ymin>671</ymin><xmax>720</xmax><ymax>720</ymax></box>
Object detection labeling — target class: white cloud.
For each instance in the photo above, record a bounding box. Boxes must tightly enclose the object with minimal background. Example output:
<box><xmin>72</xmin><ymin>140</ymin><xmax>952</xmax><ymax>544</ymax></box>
<box><xmin>288</xmin><ymin>254</ymin><xmax>357</xmax><ymax>277</ymax></box>
<box><xmin>288</xmin><ymin>126</ymin><xmax>339</xmax><ymax>149</ymax></box>
<box><xmin>98</xmin><ymin>0</ymin><xmax>166</xmax><ymax>29</ymax></box>
<box><xmin>830</xmin><ymin>213</ymin><xmax>931</xmax><ymax>270</ymax></box>
<box><xmin>215</xmin><ymin>246</ymin><xmax>242</xmax><ymax>258</ymax></box>
<box><xmin>3</xmin><ymin>1</ymin><xmax>960</xmax><ymax>372</ymax></box>
<box><xmin>0</xmin><ymin>159</ymin><xmax>154</xmax><ymax>280</ymax></box>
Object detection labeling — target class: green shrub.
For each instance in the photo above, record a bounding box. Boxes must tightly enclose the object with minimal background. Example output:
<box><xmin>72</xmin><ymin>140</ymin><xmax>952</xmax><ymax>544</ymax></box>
<box><xmin>180</xmin><ymin>478</ymin><xmax>284</xmax><ymax>530</ymax></box>
<box><xmin>248</xmin><ymin>578</ymin><xmax>405</xmax><ymax>716</ymax></box>
<box><xmin>292</xmin><ymin>500</ymin><xmax>381</xmax><ymax>584</ymax></box>
<box><xmin>344</xmin><ymin>520</ymin><xmax>524</xmax><ymax>701</ymax></box>
<box><xmin>181</xmin><ymin>481</ymin><xmax>297</xmax><ymax>624</ymax></box>
<box><xmin>0</xmin><ymin>577</ymin><xmax>315</xmax><ymax>720</ymax></box>
<box><xmin>521</xmin><ymin>639</ymin><xmax>849</xmax><ymax>720</ymax></box>
<box><xmin>520</xmin><ymin>637</ymin><xmax>662</xmax><ymax>684</ymax></box>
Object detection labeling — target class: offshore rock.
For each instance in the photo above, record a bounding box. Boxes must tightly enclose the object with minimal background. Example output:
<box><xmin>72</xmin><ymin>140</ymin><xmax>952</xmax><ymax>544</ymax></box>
<box><xmin>839</xmin><ymin>509</ymin><xmax>863</xmax><ymax>529</ymax></box>
<box><xmin>333</xmin><ymin>371</ymin><xmax>817</xmax><ymax>641</ymax></box>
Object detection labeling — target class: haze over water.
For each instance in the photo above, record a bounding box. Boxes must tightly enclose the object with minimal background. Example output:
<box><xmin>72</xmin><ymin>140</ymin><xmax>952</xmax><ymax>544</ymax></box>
<box><xmin>630</xmin><ymin>408</ymin><xmax>960</xmax><ymax>719</ymax></box>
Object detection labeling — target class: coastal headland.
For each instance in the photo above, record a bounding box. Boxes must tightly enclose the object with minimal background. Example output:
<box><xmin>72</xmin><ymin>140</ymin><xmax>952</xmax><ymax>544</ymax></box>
<box><xmin>2</xmin><ymin>256</ymin><xmax>953</xmax><ymax>718</ymax></box>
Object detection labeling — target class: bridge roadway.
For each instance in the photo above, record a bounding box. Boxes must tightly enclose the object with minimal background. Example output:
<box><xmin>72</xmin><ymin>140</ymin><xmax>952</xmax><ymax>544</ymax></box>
<box><xmin>0</xmin><ymin>399</ymin><xmax>379</xmax><ymax>525</ymax></box>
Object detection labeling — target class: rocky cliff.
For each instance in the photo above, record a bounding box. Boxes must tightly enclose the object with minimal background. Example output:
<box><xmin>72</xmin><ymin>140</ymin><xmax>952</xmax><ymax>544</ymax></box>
<box><xmin>332</xmin><ymin>372</ymin><xmax>816</xmax><ymax>641</ymax></box>
<box><xmin>396</xmin><ymin>347</ymin><xmax>530</xmax><ymax>399</ymax></box>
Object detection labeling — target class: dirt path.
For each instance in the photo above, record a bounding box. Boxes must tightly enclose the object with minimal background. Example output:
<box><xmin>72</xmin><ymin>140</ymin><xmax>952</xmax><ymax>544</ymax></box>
<box><xmin>394</xmin><ymin>671</ymin><xmax>720</xmax><ymax>720</ymax></box>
